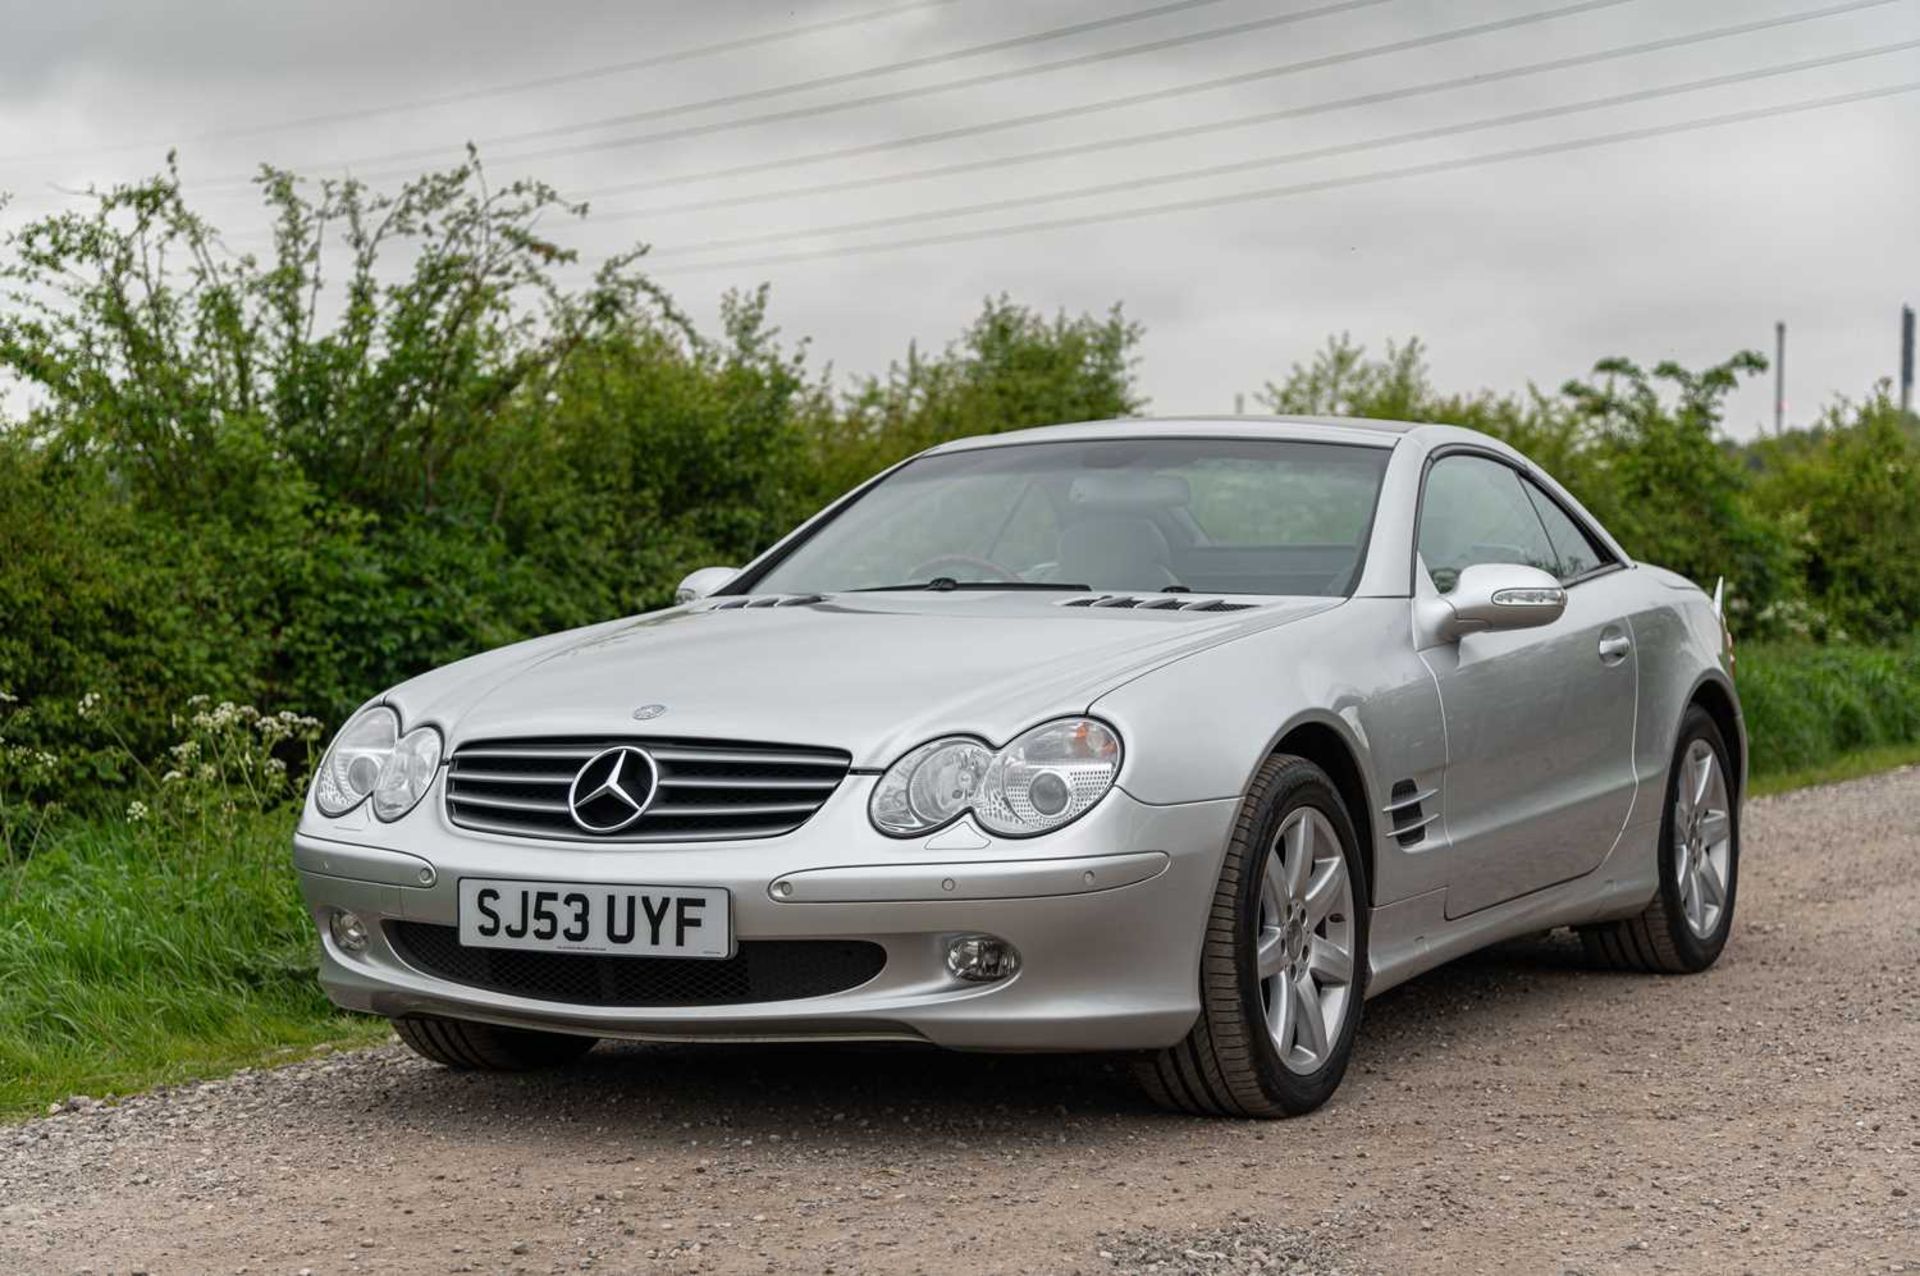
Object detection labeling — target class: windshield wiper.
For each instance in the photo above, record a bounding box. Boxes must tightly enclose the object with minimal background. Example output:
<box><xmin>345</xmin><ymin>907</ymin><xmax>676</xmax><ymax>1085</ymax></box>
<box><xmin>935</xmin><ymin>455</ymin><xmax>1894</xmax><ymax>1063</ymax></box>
<box><xmin>849</xmin><ymin>578</ymin><xmax>1092</xmax><ymax>593</ymax></box>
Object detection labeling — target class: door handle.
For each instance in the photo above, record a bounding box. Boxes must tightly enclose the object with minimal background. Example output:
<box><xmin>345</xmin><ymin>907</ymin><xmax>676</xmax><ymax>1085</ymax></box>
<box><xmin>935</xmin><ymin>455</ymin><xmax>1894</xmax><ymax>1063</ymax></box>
<box><xmin>1598</xmin><ymin>632</ymin><xmax>1632</xmax><ymax>664</ymax></box>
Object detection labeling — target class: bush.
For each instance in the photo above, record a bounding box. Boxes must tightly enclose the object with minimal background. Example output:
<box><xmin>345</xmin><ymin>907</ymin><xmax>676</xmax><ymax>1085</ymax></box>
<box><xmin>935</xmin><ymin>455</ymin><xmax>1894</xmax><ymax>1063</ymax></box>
<box><xmin>1737</xmin><ymin>641</ymin><xmax>1920</xmax><ymax>777</ymax></box>
<box><xmin>3</xmin><ymin>162</ymin><xmax>1917</xmax><ymax>817</ymax></box>
<box><xmin>0</xmin><ymin>164</ymin><xmax>1145</xmax><ymax>804</ymax></box>
<box><xmin>1262</xmin><ymin>336</ymin><xmax>1799</xmax><ymax>627</ymax></box>
<box><xmin>1749</xmin><ymin>396</ymin><xmax>1920</xmax><ymax>642</ymax></box>
<box><xmin>0</xmin><ymin>695</ymin><xmax>376</xmax><ymax>1116</ymax></box>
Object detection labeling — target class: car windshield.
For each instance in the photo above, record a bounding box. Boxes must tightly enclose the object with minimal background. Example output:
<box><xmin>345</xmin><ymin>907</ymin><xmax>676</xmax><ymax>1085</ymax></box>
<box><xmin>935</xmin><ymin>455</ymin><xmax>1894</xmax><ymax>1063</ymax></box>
<box><xmin>744</xmin><ymin>437</ymin><xmax>1392</xmax><ymax>597</ymax></box>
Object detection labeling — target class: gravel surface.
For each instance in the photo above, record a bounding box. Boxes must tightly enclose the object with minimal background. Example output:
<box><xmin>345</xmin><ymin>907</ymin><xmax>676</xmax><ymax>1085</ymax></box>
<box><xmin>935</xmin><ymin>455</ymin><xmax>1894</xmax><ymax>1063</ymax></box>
<box><xmin>3</xmin><ymin>769</ymin><xmax>1917</xmax><ymax>1275</ymax></box>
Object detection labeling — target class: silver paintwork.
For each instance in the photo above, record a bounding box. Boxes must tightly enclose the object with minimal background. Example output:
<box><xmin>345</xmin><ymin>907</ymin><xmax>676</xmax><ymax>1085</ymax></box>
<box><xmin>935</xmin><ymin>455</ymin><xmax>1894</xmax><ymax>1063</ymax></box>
<box><xmin>296</xmin><ymin>415</ymin><xmax>1743</xmax><ymax>1052</ymax></box>
<box><xmin>675</xmin><ymin>566</ymin><xmax>738</xmax><ymax>604</ymax></box>
<box><xmin>1428</xmin><ymin>563</ymin><xmax>1567</xmax><ymax>639</ymax></box>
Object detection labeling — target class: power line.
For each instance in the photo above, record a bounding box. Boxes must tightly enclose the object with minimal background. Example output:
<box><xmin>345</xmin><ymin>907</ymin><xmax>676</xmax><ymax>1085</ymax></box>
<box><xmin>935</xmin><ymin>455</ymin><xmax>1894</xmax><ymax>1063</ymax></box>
<box><xmin>223</xmin><ymin>0</ymin><xmax>1409</xmax><ymax>188</ymax></box>
<box><xmin>576</xmin><ymin>0</ymin><xmax>1889</xmax><ymax>205</ymax></box>
<box><xmin>524</xmin><ymin>0</ymin><xmax>1633</xmax><ymax>191</ymax></box>
<box><xmin>593</xmin><ymin>0</ymin><xmax>1907</xmax><ymax>223</ymax></box>
<box><xmin>642</xmin><ymin>38</ymin><xmax>1920</xmax><ymax>257</ymax></box>
<box><xmin>0</xmin><ymin>0</ymin><xmax>973</xmax><ymax>167</ymax></box>
<box><xmin>637</xmin><ymin>79</ymin><xmax>1920</xmax><ymax>277</ymax></box>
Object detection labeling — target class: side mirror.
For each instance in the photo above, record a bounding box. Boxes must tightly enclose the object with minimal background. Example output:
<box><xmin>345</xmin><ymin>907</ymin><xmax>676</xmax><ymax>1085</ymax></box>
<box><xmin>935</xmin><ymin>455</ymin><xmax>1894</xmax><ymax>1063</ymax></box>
<box><xmin>1438</xmin><ymin>563</ymin><xmax>1566</xmax><ymax>640</ymax></box>
<box><xmin>675</xmin><ymin>566</ymin><xmax>739</xmax><ymax>604</ymax></box>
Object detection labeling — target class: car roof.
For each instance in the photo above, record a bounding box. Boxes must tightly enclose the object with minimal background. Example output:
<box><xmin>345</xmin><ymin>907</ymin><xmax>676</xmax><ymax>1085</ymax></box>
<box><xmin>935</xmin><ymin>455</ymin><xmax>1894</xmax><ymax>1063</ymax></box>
<box><xmin>923</xmin><ymin>415</ymin><xmax>1450</xmax><ymax>454</ymax></box>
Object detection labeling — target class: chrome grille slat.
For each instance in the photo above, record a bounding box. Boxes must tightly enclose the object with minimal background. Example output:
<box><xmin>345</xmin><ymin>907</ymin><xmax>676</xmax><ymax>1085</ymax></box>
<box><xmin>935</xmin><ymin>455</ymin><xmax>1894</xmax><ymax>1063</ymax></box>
<box><xmin>644</xmin><ymin>746</ymin><xmax>846</xmax><ymax>768</ymax></box>
<box><xmin>647</xmin><ymin>800</ymin><xmax>823</xmax><ymax>818</ymax></box>
<box><xmin>444</xmin><ymin>811</ymin><xmax>806</xmax><ymax>843</ymax></box>
<box><xmin>450</xmin><ymin>769</ymin><xmax>573</xmax><ymax>786</ymax></box>
<box><xmin>445</xmin><ymin>790</ymin><xmax>571</xmax><ymax>815</ymax></box>
<box><xmin>659</xmin><ymin>774</ymin><xmax>839</xmax><ymax>792</ymax></box>
<box><xmin>445</xmin><ymin>735</ymin><xmax>851</xmax><ymax>843</ymax></box>
<box><xmin>456</xmin><ymin>745</ymin><xmax>600</xmax><ymax>761</ymax></box>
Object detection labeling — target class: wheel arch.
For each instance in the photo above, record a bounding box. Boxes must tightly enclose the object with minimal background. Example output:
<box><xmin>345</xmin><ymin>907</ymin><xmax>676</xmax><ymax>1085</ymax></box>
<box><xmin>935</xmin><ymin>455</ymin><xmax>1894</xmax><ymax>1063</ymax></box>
<box><xmin>1686</xmin><ymin>674</ymin><xmax>1745</xmax><ymax>800</ymax></box>
<box><xmin>1270</xmin><ymin>719</ymin><xmax>1376</xmax><ymax>908</ymax></box>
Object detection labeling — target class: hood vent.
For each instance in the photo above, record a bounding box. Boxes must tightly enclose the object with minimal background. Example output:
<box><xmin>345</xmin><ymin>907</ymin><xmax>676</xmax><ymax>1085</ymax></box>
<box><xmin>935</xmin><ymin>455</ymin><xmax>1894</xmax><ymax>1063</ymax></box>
<box><xmin>1059</xmin><ymin>594</ymin><xmax>1257</xmax><ymax>612</ymax></box>
<box><xmin>706</xmin><ymin>594</ymin><xmax>827</xmax><ymax>610</ymax></box>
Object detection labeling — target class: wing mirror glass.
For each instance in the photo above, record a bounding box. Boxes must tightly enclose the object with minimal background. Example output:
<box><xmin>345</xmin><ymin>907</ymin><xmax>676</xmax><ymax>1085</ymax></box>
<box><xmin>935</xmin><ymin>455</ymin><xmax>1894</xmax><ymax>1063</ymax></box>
<box><xmin>675</xmin><ymin>566</ymin><xmax>738</xmax><ymax>604</ymax></box>
<box><xmin>1440</xmin><ymin>563</ymin><xmax>1566</xmax><ymax>640</ymax></box>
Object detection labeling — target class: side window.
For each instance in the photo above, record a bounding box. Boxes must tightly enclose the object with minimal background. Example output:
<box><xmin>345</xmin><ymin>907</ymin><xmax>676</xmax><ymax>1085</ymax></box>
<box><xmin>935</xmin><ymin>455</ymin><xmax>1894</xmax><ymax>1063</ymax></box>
<box><xmin>1417</xmin><ymin>455</ymin><xmax>1559</xmax><ymax>594</ymax></box>
<box><xmin>1521</xmin><ymin>480</ymin><xmax>1616</xmax><ymax>584</ymax></box>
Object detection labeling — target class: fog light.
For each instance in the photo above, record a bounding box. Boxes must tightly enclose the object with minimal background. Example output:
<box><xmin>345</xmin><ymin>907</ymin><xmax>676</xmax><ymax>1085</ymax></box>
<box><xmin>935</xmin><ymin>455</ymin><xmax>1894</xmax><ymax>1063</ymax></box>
<box><xmin>329</xmin><ymin>909</ymin><xmax>370</xmax><ymax>953</ymax></box>
<box><xmin>946</xmin><ymin>934</ymin><xmax>1020</xmax><ymax>983</ymax></box>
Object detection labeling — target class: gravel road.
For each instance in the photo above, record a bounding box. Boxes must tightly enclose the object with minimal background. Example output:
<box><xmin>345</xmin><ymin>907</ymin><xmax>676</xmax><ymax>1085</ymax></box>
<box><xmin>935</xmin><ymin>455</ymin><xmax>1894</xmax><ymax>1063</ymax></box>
<box><xmin>4</xmin><ymin>769</ymin><xmax>1917</xmax><ymax>1275</ymax></box>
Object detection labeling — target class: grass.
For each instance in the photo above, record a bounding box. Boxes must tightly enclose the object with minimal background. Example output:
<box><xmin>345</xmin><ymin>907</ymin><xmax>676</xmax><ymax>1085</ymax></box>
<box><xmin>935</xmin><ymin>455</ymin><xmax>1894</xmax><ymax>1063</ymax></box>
<box><xmin>1738</xmin><ymin>640</ymin><xmax>1920</xmax><ymax>777</ymax></box>
<box><xmin>1</xmin><ymin>640</ymin><xmax>1917</xmax><ymax>1121</ymax></box>
<box><xmin>1748</xmin><ymin>741</ymin><xmax>1920</xmax><ymax>797</ymax></box>
<box><xmin>0</xmin><ymin>808</ymin><xmax>383</xmax><ymax>1119</ymax></box>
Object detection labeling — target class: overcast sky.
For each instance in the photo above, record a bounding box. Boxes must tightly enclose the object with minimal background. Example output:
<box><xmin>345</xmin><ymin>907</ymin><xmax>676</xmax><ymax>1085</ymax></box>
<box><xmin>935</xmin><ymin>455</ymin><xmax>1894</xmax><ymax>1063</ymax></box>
<box><xmin>2</xmin><ymin>0</ymin><xmax>1916</xmax><ymax>438</ymax></box>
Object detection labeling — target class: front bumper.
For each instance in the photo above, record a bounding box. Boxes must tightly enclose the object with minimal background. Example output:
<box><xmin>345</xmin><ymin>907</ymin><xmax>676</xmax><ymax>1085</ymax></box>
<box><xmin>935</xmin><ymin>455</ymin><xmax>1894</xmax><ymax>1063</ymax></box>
<box><xmin>296</xmin><ymin>777</ymin><xmax>1236</xmax><ymax>1052</ymax></box>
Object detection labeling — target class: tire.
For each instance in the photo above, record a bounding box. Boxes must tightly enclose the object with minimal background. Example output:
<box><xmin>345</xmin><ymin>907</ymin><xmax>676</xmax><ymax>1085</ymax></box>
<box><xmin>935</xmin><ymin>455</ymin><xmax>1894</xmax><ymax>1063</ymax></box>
<box><xmin>392</xmin><ymin>1015</ymin><xmax>598</xmax><ymax>1071</ymax></box>
<box><xmin>1581</xmin><ymin>705</ymin><xmax>1739</xmax><ymax>974</ymax></box>
<box><xmin>1135</xmin><ymin>754</ymin><xmax>1368</xmax><ymax>1118</ymax></box>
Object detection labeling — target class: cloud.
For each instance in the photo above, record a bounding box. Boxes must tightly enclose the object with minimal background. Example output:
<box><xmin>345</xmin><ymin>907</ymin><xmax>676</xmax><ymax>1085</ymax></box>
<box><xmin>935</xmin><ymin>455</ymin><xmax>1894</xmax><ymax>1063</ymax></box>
<box><xmin>1</xmin><ymin>0</ymin><xmax>1914</xmax><ymax>437</ymax></box>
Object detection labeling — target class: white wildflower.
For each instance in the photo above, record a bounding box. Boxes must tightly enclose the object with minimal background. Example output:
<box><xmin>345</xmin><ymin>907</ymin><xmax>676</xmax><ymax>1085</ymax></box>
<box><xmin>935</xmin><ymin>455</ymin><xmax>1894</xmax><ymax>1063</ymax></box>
<box><xmin>125</xmin><ymin>800</ymin><xmax>149</xmax><ymax>823</ymax></box>
<box><xmin>162</xmin><ymin>770</ymin><xmax>185</xmax><ymax>783</ymax></box>
<box><xmin>77</xmin><ymin>691</ymin><xmax>102</xmax><ymax>718</ymax></box>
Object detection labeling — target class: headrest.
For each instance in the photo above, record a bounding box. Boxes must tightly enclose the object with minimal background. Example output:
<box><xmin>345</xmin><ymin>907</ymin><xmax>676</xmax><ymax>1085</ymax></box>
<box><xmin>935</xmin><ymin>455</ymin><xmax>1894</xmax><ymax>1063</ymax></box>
<box><xmin>1065</xmin><ymin>472</ymin><xmax>1190</xmax><ymax>513</ymax></box>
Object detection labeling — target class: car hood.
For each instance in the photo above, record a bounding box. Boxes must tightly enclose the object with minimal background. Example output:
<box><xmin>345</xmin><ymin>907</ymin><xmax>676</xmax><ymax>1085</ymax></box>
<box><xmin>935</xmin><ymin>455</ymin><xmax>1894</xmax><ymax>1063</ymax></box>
<box><xmin>385</xmin><ymin>593</ymin><xmax>1340</xmax><ymax>768</ymax></box>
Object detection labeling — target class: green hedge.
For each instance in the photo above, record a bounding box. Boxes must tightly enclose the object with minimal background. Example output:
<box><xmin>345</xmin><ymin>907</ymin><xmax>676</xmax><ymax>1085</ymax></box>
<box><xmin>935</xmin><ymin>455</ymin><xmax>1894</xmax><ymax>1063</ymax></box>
<box><xmin>1738</xmin><ymin>642</ymin><xmax>1920</xmax><ymax>777</ymax></box>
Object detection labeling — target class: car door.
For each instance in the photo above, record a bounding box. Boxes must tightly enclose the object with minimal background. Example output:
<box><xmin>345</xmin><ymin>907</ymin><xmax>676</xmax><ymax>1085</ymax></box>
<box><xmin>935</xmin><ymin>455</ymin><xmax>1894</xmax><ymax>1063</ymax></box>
<box><xmin>1414</xmin><ymin>452</ymin><xmax>1640</xmax><ymax>918</ymax></box>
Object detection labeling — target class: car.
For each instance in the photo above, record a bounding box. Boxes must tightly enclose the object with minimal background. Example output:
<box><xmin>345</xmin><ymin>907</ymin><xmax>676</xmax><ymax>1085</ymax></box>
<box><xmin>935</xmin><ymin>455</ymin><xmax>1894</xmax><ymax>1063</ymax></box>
<box><xmin>294</xmin><ymin>415</ymin><xmax>1743</xmax><ymax>1116</ymax></box>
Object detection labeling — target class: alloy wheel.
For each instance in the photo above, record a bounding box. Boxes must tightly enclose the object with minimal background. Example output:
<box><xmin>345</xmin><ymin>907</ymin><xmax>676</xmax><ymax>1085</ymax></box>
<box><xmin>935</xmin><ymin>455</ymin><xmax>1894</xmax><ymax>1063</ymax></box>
<box><xmin>1257</xmin><ymin>807</ymin><xmax>1357</xmax><ymax>1074</ymax></box>
<box><xmin>1673</xmin><ymin>738</ymin><xmax>1733</xmax><ymax>939</ymax></box>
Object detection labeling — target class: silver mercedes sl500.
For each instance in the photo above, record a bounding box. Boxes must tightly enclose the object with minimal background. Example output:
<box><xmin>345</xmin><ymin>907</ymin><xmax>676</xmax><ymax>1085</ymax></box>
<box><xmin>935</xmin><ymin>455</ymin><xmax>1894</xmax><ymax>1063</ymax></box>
<box><xmin>296</xmin><ymin>416</ymin><xmax>1742</xmax><ymax>1117</ymax></box>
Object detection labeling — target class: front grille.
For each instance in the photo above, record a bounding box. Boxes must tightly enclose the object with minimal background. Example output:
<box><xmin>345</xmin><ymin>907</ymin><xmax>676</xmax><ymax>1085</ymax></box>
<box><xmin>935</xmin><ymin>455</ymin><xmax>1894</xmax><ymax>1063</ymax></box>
<box><xmin>445</xmin><ymin>736</ymin><xmax>851</xmax><ymax>842</ymax></box>
<box><xmin>386</xmin><ymin>923</ymin><xmax>886</xmax><ymax>1006</ymax></box>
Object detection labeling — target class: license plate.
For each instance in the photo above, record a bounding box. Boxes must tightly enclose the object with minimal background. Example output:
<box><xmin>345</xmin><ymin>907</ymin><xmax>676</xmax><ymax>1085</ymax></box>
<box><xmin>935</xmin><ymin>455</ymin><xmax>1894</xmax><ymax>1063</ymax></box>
<box><xmin>457</xmin><ymin>879</ymin><xmax>731</xmax><ymax>959</ymax></box>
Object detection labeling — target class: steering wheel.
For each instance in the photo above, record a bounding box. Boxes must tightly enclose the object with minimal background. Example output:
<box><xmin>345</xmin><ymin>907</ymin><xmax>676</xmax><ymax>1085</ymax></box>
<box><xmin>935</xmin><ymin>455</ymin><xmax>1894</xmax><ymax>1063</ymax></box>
<box><xmin>908</xmin><ymin>554</ymin><xmax>1022</xmax><ymax>583</ymax></box>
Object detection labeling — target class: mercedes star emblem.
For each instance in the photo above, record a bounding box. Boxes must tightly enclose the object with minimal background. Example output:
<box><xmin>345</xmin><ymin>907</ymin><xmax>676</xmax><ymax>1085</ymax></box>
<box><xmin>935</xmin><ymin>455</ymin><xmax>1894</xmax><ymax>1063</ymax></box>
<box><xmin>566</xmin><ymin>745</ymin><xmax>660</xmax><ymax>834</ymax></box>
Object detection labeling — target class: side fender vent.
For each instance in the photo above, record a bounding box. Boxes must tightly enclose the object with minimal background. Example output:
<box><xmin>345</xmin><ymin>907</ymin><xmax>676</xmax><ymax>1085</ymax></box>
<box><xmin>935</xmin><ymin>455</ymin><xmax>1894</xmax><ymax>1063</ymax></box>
<box><xmin>1384</xmin><ymin>780</ymin><xmax>1438</xmax><ymax>847</ymax></box>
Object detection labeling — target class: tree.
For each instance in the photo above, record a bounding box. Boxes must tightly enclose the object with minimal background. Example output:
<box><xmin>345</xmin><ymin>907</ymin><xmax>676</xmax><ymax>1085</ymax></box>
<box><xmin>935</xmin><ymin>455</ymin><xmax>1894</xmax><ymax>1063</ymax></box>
<box><xmin>811</xmin><ymin>296</ymin><xmax>1143</xmax><ymax>498</ymax></box>
<box><xmin>1750</xmin><ymin>391</ymin><xmax>1920</xmax><ymax>640</ymax></box>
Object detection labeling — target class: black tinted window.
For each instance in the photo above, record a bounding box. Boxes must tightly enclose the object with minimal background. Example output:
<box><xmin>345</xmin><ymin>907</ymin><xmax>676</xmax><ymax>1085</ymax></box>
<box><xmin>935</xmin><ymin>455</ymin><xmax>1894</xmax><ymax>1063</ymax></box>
<box><xmin>1417</xmin><ymin>455</ymin><xmax>1558</xmax><ymax>595</ymax></box>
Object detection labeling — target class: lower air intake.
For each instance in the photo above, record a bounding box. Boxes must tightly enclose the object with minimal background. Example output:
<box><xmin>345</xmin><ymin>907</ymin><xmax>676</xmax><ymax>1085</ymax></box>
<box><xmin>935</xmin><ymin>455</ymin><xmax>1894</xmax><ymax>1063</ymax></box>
<box><xmin>386</xmin><ymin>923</ymin><xmax>885</xmax><ymax>1007</ymax></box>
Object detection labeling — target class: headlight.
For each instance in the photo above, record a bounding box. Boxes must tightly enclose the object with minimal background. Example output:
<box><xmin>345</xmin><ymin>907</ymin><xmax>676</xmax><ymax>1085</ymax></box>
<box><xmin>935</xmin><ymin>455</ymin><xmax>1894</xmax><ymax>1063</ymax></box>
<box><xmin>870</xmin><ymin>718</ymin><xmax>1121</xmax><ymax>838</ymax></box>
<box><xmin>373</xmin><ymin>725</ymin><xmax>443</xmax><ymax>820</ymax></box>
<box><xmin>312</xmin><ymin>706</ymin><xmax>443</xmax><ymax>821</ymax></box>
